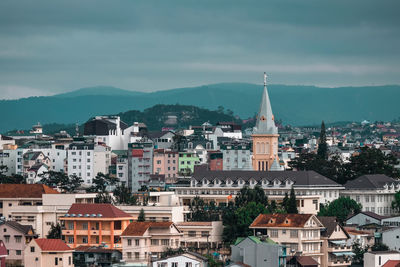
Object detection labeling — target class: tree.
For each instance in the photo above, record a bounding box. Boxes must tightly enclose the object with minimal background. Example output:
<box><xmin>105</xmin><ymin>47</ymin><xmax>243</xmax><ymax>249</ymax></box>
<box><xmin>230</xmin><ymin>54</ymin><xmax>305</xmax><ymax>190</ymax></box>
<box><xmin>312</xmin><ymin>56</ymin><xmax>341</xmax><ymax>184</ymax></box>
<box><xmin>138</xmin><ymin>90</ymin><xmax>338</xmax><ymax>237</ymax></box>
<box><xmin>235</xmin><ymin>185</ymin><xmax>269</xmax><ymax>207</ymax></box>
<box><xmin>39</xmin><ymin>171</ymin><xmax>82</xmax><ymax>192</ymax></box>
<box><xmin>113</xmin><ymin>184</ymin><xmax>137</xmax><ymax>205</ymax></box>
<box><xmin>392</xmin><ymin>191</ymin><xmax>400</xmax><ymax>213</ymax></box>
<box><xmin>87</xmin><ymin>173</ymin><xmax>119</xmax><ymax>203</ymax></box>
<box><xmin>352</xmin><ymin>240</ymin><xmax>368</xmax><ymax>265</ymax></box>
<box><xmin>371</xmin><ymin>243</ymin><xmax>389</xmax><ymax>251</ymax></box>
<box><xmin>47</xmin><ymin>223</ymin><xmax>62</xmax><ymax>239</ymax></box>
<box><xmin>318</xmin><ymin>197</ymin><xmax>362</xmax><ymax>224</ymax></box>
<box><xmin>281</xmin><ymin>192</ymin><xmax>289</xmax><ymax>212</ymax></box>
<box><xmin>287</xmin><ymin>187</ymin><xmax>298</xmax><ymax>214</ymax></box>
<box><xmin>137</xmin><ymin>208</ymin><xmax>145</xmax><ymax>222</ymax></box>
<box><xmin>344</xmin><ymin>147</ymin><xmax>400</xmax><ymax>180</ymax></box>
<box><xmin>317</xmin><ymin>121</ymin><xmax>328</xmax><ymax>160</ymax></box>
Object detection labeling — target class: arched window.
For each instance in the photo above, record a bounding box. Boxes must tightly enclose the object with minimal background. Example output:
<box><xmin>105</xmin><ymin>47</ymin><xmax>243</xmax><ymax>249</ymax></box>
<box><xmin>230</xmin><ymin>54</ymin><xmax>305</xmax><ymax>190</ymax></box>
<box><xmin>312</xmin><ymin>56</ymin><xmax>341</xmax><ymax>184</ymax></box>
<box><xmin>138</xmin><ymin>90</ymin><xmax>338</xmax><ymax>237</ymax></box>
<box><xmin>265</xmin><ymin>142</ymin><xmax>270</xmax><ymax>154</ymax></box>
<box><xmin>261</xmin><ymin>142</ymin><xmax>265</xmax><ymax>154</ymax></box>
<box><xmin>256</xmin><ymin>142</ymin><xmax>260</xmax><ymax>154</ymax></box>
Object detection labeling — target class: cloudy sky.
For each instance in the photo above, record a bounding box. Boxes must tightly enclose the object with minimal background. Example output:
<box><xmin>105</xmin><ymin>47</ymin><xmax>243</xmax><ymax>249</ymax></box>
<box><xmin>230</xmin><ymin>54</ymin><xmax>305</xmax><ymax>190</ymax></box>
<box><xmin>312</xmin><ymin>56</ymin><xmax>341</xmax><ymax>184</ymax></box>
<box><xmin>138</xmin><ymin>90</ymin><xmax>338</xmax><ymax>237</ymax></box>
<box><xmin>1</xmin><ymin>0</ymin><xmax>399</xmax><ymax>99</ymax></box>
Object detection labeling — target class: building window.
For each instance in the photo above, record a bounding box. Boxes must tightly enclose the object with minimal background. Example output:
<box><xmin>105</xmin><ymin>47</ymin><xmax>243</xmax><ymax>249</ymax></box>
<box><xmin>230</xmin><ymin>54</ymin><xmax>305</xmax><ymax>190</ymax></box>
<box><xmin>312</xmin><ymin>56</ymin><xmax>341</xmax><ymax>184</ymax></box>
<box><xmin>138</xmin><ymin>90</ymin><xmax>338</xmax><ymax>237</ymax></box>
<box><xmin>127</xmin><ymin>252</ymin><xmax>132</xmax><ymax>259</ymax></box>
<box><xmin>172</xmin><ymin>263</ymin><xmax>178</xmax><ymax>267</ymax></box>
<box><xmin>135</xmin><ymin>239</ymin><xmax>140</xmax><ymax>246</ymax></box>
<box><xmin>135</xmin><ymin>252</ymin><xmax>139</xmax><ymax>259</ymax></box>
<box><xmin>82</xmin><ymin>236</ymin><xmax>88</xmax><ymax>244</ymax></box>
<box><xmin>4</xmin><ymin>236</ymin><xmax>9</xmax><ymax>243</ymax></box>
<box><xmin>290</xmin><ymin>230</ymin><xmax>298</xmax><ymax>238</ymax></box>
<box><xmin>30</xmin><ymin>246</ymin><xmax>35</xmax><ymax>252</ymax></box>
<box><xmin>161</xmin><ymin>239</ymin><xmax>169</xmax><ymax>246</ymax></box>
<box><xmin>188</xmin><ymin>231</ymin><xmax>196</xmax><ymax>237</ymax></box>
<box><xmin>68</xmin><ymin>237</ymin><xmax>74</xmax><ymax>244</ymax></box>
<box><xmin>127</xmin><ymin>239</ymin><xmax>132</xmax><ymax>246</ymax></box>
<box><xmin>68</xmin><ymin>222</ymin><xmax>74</xmax><ymax>230</ymax></box>
<box><xmin>270</xmin><ymin>229</ymin><xmax>278</xmax><ymax>238</ymax></box>
<box><xmin>15</xmin><ymin>236</ymin><xmax>22</xmax><ymax>243</ymax></box>
<box><xmin>151</xmin><ymin>239</ymin><xmax>159</xmax><ymax>245</ymax></box>
<box><xmin>55</xmin><ymin>257</ymin><xmax>58</xmax><ymax>265</ymax></box>
<box><xmin>69</xmin><ymin>256</ymin><xmax>72</xmax><ymax>265</ymax></box>
<box><xmin>16</xmin><ymin>250</ymin><xmax>21</xmax><ymax>255</ymax></box>
<box><xmin>186</xmin><ymin>263</ymin><xmax>192</xmax><ymax>267</ymax></box>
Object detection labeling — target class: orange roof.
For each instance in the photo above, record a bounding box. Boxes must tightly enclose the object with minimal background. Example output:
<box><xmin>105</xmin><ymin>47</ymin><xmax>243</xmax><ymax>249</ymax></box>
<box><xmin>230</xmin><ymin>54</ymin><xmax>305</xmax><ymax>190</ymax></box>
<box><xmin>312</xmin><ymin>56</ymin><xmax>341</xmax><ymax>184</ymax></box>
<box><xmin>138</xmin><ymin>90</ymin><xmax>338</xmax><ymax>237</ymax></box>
<box><xmin>65</xmin><ymin>204</ymin><xmax>132</xmax><ymax>219</ymax></box>
<box><xmin>250</xmin><ymin>214</ymin><xmax>314</xmax><ymax>228</ymax></box>
<box><xmin>122</xmin><ymin>222</ymin><xmax>174</xmax><ymax>236</ymax></box>
<box><xmin>176</xmin><ymin>222</ymin><xmax>212</xmax><ymax>226</ymax></box>
<box><xmin>383</xmin><ymin>260</ymin><xmax>400</xmax><ymax>267</ymax></box>
<box><xmin>0</xmin><ymin>184</ymin><xmax>59</xmax><ymax>198</ymax></box>
<box><xmin>35</xmin><ymin>239</ymin><xmax>71</xmax><ymax>251</ymax></box>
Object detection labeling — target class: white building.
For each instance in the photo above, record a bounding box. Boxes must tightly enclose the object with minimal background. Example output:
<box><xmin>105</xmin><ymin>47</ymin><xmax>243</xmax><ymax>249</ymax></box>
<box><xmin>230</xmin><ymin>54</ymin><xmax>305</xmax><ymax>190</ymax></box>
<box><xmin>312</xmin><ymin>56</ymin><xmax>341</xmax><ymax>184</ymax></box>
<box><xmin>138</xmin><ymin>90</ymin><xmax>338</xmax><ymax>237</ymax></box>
<box><xmin>26</xmin><ymin>163</ymin><xmax>49</xmax><ymax>184</ymax></box>
<box><xmin>67</xmin><ymin>142</ymin><xmax>111</xmax><ymax>185</ymax></box>
<box><xmin>364</xmin><ymin>251</ymin><xmax>400</xmax><ymax>267</ymax></box>
<box><xmin>128</xmin><ymin>140</ymin><xmax>154</xmax><ymax>192</ymax></box>
<box><xmin>0</xmin><ymin>135</ymin><xmax>15</xmax><ymax>149</ymax></box>
<box><xmin>151</xmin><ymin>252</ymin><xmax>209</xmax><ymax>267</ymax></box>
<box><xmin>382</xmin><ymin>227</ymin><xmax>400</xmax><ymax>251</ymax></box>
<box><xmin>341</xmin><ymin>174</ymin><xmax>400</xmax><ymax>216</ymax></box>
<box><xmin>220</xmin><ymin>141</ymin><xmax>252</xmax><ymax>170</ymax></box>
<box><xmin>84</xmin><ymin>116</ymin><xmax>146</xmax><ymax>150</ymax></box>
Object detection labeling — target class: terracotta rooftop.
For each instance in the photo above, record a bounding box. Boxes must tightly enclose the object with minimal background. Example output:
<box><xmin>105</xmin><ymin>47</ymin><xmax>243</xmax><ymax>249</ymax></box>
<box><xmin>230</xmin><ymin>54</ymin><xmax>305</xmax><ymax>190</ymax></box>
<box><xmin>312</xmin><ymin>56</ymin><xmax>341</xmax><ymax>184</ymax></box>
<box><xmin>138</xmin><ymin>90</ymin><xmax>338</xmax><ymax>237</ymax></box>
<box><xmin>0</xmin><ymin>184</ymin><xmax>59</xmax><ymax>198</ymax></box>
<box><xmin>250</xmin><ymin>214</ymin><xmax>315</xmax><ymax>228</ymax></box>
<box><xmin>35</xmin><ymin>238</ymin><xmax>71</xmax><ymax>251</ymax></box>
<box><xmin>74</xmin><ymin>245</ymin><xmax>118</xmax><ymax>253</ymax></box>
<box><xmin>176</xmin><ymin>222</ymin><xmax>212</xmax><ymax>227</ymax></box>
<box><xmin>122</xmin><ymin>221</ymin><xmax>174</xmax><ymax>236</ymax></box>
<box><xmin>383</xmin><ymin>260</ymin><xmax>400</xmax><ymax>267</ymax></box>
<box><xmin>65</xmin><ymin>204</ymin><xmax>132</xmax><ymax>219</ymax></box>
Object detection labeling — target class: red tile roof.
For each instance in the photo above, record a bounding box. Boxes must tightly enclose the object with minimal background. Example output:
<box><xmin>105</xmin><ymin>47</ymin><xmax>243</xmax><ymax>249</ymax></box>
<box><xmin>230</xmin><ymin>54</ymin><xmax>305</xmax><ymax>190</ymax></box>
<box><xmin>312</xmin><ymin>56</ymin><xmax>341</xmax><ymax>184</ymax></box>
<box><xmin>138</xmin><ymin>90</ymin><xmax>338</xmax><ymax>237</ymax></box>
<box><xmin>122</xmin><ymin>222</ymin><xmax>174</xmax><ymax>236</ymax></box>
<box><xmin>66</xmin><ymin>204</ymin><xmax>132</xmax><ymax>219</ymax></box>
<box><xmin>35</xmin><ymin>239</ymin><xmax>71</xmax><ymax>251</ymax></box>
<box><xmin>176</xmin><ymin>222</ymin><xmax>212</xmax><ymax>227</ymax></box>
<box><xmin>250</xmin><ymin>214</ymin><xmax>314</xmax><ymax>228</ymax></box>
<box><xmin>383</xmin><ymin>260</ymin><xmax>400</xmax><ymax>267</ymax></box>
<box><xmin>0</xmin><ymin>184</ymin><xmax>59</xmax><ymax>198</ymax></box>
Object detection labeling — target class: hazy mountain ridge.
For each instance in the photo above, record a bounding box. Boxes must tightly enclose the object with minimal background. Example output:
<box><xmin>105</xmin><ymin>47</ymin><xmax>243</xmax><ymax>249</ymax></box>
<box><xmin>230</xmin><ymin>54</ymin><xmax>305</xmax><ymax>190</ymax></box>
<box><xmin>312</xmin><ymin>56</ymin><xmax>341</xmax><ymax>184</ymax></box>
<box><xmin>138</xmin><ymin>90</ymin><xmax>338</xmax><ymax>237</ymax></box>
<box><xmin>1</xmin><ymin>83</ymin><xmax>399</xmax><ymax>132</ymax></box>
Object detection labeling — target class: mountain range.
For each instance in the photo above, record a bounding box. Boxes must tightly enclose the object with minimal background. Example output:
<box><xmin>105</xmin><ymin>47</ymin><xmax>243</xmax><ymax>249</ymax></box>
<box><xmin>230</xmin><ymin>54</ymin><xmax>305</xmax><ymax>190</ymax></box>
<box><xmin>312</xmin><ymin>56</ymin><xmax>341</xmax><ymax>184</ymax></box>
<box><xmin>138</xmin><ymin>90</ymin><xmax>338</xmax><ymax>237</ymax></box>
<box><xmin>1</xmin><ymin>83</ymin><xmax>399</xmax><ymax>132</ymax></box>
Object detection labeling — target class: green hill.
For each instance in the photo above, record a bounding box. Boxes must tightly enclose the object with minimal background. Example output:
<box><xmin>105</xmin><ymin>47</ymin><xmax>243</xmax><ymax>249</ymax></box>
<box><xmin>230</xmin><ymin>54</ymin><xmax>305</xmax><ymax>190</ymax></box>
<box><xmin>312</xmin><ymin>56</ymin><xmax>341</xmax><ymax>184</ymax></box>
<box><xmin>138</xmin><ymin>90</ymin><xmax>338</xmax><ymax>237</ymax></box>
<box><xmin>0</xmin><ymin>83</ymin><xmax>399</xmax><ymax>132</ymax></box>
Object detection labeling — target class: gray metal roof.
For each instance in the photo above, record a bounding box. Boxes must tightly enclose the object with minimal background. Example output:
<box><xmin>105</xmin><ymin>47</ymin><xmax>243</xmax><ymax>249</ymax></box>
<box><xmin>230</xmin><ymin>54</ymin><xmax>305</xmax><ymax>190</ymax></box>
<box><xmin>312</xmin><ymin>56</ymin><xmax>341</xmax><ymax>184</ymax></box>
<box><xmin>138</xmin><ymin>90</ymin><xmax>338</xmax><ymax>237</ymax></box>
<box><xmin>344</xmin><ymin>174</ymin><xmax>398</xmax><ymax>189</ymax></box>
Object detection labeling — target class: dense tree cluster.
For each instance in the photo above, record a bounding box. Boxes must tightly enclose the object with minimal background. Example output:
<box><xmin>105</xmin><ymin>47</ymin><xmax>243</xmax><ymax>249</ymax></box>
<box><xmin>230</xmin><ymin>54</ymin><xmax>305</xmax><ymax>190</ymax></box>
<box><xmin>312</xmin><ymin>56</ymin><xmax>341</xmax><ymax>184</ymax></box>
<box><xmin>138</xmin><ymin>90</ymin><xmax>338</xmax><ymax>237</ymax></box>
<box><xmin>318</xmin><ymin>197</ymin><xmax>362</xmax><ymax>224</ymax></box>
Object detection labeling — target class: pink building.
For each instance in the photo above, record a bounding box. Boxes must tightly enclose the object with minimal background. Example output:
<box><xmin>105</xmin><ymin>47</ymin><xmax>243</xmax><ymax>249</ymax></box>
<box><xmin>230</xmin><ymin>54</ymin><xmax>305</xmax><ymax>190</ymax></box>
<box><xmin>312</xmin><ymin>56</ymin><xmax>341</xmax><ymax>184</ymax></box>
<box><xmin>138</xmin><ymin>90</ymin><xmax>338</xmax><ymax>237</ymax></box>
<box><xmin>153</xmin><ymin>149</ymin><xmax>178</xmax><ymax>183</ymax></box>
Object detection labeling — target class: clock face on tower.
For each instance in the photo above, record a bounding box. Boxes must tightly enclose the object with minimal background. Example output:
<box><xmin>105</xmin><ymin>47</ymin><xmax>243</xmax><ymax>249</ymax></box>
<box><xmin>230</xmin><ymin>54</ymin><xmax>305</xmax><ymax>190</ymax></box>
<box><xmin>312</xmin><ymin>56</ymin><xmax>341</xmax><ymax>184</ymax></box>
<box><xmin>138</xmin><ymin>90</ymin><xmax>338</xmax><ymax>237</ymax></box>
<box><xmin>260</xmin><ymin>115</ymin><xmax>266</xmax><ymax>121</ymax></box>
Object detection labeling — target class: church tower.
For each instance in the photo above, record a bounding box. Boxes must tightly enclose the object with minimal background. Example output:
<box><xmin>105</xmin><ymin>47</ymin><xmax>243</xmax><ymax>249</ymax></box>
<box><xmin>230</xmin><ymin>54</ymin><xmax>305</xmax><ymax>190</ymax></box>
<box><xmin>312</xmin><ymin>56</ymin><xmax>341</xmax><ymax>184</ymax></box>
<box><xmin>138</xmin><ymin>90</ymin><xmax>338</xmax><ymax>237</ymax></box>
<box><xmin>252</xmin><ymin>73</ymin><xmax>280</xmax><ymax>171</ymax></box>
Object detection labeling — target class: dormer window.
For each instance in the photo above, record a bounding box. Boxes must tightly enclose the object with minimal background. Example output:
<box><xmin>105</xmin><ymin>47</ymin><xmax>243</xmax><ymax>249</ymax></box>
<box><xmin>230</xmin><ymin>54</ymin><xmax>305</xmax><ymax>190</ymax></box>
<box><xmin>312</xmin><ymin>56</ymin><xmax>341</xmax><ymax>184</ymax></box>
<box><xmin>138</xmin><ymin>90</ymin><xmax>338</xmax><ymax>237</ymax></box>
<box><xmin>188</xmin><ymin>142</ymin><xmax>193</xmax><ymax>149</ymax></box>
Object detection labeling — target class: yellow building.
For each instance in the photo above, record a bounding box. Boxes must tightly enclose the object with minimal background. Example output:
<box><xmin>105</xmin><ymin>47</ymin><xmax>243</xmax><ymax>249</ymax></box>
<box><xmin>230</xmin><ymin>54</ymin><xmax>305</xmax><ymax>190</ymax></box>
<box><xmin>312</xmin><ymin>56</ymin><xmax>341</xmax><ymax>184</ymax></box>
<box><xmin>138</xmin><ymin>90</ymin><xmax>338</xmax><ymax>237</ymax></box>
<box><xmin>252</xmin><ymin>73</ymin><xmax>281</xmax><ymax>171</ymax></box>
<box><xmin>61</xmin><ymin>203</ymin><xmax>133</xmax><ymax>250</ymax></box>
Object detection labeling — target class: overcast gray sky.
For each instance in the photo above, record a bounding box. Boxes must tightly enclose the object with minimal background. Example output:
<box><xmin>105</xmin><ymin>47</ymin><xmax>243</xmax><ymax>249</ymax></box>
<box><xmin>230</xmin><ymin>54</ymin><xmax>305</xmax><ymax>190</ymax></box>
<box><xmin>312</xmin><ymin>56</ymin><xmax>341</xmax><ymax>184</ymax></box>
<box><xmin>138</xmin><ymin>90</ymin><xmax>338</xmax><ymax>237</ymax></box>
<box><xmin>1</xmin><ymin>0</ymin><xmax>400</xmax><ymax>99</ymax></box>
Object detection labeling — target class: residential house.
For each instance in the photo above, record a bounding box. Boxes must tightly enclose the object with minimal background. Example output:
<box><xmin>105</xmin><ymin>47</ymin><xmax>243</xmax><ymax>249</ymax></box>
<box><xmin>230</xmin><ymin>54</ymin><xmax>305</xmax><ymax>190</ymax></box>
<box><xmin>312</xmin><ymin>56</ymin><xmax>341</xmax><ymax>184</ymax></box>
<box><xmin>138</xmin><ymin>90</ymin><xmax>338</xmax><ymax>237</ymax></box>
<box><xmin>318</xmin><ymin>216</ymin><xmax>353</xmax><ymax>267</ymax></box>
<box><xmin>341</xmin><ymin>174</ymin><xmax>400</xmax><ymax>216</ymax></box>
<box><xmin>220</xmin><ymin>140</ymin><xmax>252</xmax><ymax>171</ymax></box>
<box><xmin>121</xmin><ymin>221</ymin><xmax>183</xmax><ymax>264</ymax></box>
<box><xmin>364</xmin><ymin>251</ymin><xmax>400</xmax><ymax>267</ymax></box>
<box><xmin>61</xmin><ymin>203</ymin><xmax>133</xmax><ymax>250</ymax></box>
<box><xmin>382</xmin><ymin>260</ymin><xmax>400</xmax><ymax>267</ymax></box>
<box><xmin>344</xmin><ymin>227</ymin><xmax>374</xmax><ymax>248</ymax></box>
<box><xmin>382</xmin><ymin>227</ymin><xmax>400</xmax><ymax>251</ymax></box>
<box><xmin>22</xmin><ymin>151</ymin><xmax>51</xmax><ymax>177</ymax></box>
<box><xmin>24</xmin><ymin>238</ymin><xmax>74</xmax><ymax>267</ymax></box>
<box><xmin>176</xmin><ymin>221</ymin><xmax>223</xmax><ymax>253</ymax></box>
<box><xmin>26</xmin><ymin>163</ymin><xmax>49</xmax><ymax>184</ymax></box>
<box><xmin>346</xmin><ymin>211</ymin><xmax>389</xmax><ymax>227</ymax></box>
<box><xmin>230</xmin><ymin>236</ymin><xmax>286</xmax><ymax>267</ymax></box>
<box><xmin>117</xmin><ymin>204</ymin><xmax>184</xmax><ymax>223</ymax></box>
<box><xmin>249</xmin><ymin>214</ymin><xmax>324</xmax><ymax>264</ymax></box>
<box><xmin>151</xmin><ymin>251</ymin><xmax>209</xmax><ymax>267</ymax></box>
<box><xmin>73</xmin><ymin>245</ymin><xmax>122</xmax><ymax>267</ymax></box>
<box><xmin>178</xmin><ymin>152</ymin><xmax>200</xmax><ymax>176</ymax></box>
<box><xmin>0</xmin><ymin>220</ymin><xmax>37</xmax><ymax>266</ymax></box>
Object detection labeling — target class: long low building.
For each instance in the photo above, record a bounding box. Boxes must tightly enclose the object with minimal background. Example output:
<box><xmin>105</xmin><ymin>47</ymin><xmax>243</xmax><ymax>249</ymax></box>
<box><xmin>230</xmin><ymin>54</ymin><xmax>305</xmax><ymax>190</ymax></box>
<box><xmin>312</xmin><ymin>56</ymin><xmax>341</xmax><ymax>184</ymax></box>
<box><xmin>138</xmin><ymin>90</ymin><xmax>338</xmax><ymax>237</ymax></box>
<box><xmin>174</xmin><ymin>170</ymin><xmax>344</xmax><ymax>208</ymax></box>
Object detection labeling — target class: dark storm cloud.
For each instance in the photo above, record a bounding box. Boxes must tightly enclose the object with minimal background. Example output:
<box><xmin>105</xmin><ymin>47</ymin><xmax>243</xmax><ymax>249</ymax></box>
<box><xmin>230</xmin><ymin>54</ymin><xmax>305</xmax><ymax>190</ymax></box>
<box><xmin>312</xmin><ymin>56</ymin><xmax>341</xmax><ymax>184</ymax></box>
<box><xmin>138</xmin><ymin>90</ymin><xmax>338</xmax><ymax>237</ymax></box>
<box><xmin>0</xmin><ymin>0</ymin><xmax>399</xmax><ymax>98</ymax></box>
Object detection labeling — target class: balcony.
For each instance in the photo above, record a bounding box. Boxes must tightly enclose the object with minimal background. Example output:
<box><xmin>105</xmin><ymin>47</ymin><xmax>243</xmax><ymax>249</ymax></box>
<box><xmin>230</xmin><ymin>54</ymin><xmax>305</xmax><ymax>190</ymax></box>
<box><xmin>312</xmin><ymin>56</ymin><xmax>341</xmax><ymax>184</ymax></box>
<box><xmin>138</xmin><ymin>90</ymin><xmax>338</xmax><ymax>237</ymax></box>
<box><xmin>328</xmin><ymin>258</ymin><xmax>352</xmax><ymax>266</ymax></box>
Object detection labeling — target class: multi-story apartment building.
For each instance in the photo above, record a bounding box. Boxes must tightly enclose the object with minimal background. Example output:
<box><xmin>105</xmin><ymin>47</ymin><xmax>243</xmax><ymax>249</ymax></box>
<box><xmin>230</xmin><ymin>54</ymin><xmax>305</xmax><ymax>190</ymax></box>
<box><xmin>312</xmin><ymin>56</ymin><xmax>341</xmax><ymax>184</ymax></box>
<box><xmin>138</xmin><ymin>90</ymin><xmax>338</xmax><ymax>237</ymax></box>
<box><xmin>113</xmin><ymin>150</ymin><xmax>129</xmax><ymax>185</ymax></box>
<box><xmin>128</xmin><ymin>141</ymin><xmax>154</xmax><ymax>191</ymax></box>
<box><xmin>220</xmin><ymin>140</ymin><xmax>252</xmax><ymax>170</ymax></box>
<box><xmin>67</xmin><ymin>141</ymin><xmax>111</xmax><ymax>185</ymax></box>
<box><xmin>174</xmin><ymin>169</ymin><xmax>343</xmax><ymax>206</ymax></box>
<box><xmin>10</xmin><ymin>193</ymin><xmax>97</xmax><ymax>238</ymax></box>
<box><xmin>250</xmin><ymin>214</ymin><xmax>324</xmax><ymax>264</ymax></box>
<box><xmin>208</xmin><ymin>151</ymin><xmax>223</xmax><ymax>171</ymax></box>
<box><xmin>178</xmin><ymin>152</ymin><xmax>199</xmax><ymax>176</ymax></box>
<box><xmin>61</xmin><ymin>203</ymin><xmax>133</xmax><ymax>250</ymax></box>
<box><xmin>0</xmin><ymin>184</ymin><xmax>59</xmax><ymax>220</ymax></box>
<box><xmin>341</xmin><ymin>174</ymin><xmax>400</xmax><ymax>216</ymax></box>
<box><xmin>121</xmin><ymin>221</ymin><xmax>183</xmax><ymax>264</ymax></box>
<box><xmin>318</xmin><ymin>216</ymin><xmax>353</xmax><ymax>267</ymax></box>
<box><xmin>0</xmin><ymin>135</ymin><xmax>15</xmax><ymax>149</ymax></box>
<box><xmin>153</xmin><ymin>149</ymin><xmax>179</xmax><ymax>183</ymax></box>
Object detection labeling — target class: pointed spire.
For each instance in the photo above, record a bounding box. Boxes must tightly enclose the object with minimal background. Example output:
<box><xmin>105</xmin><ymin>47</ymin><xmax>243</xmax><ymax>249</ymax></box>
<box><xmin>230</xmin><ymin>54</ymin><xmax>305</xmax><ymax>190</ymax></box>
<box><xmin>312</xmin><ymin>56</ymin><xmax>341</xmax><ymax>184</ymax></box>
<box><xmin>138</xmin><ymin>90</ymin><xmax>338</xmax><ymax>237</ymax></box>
<box><xmin>254</xmin><ymin>72</ymin><xmax>278</xmax><ymax>135</ymax></box>
<box><xmin>270</xmin><ymin>158</ymin><xmax>283</xmax><ymax>171</ymax></box>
